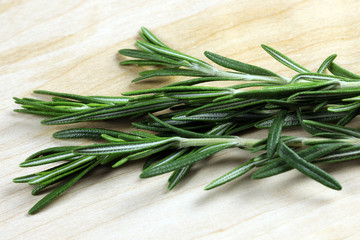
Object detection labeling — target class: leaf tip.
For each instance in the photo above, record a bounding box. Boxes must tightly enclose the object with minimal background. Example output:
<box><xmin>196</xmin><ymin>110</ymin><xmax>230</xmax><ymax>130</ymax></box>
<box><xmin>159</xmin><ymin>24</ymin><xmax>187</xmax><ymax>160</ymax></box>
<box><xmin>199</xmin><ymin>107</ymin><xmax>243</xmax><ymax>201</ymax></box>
<box><xmin>260</xmin><ymin>44</ymin><xmax>268</xmax><ymax>50</ymax></box>
<box><xmin>19</xmin><ymin>162</ymin><xmax>28</xmax><ymax>168</ymax></box>
<box><xmin>12</xmin><ymin>178</ymin><xmax>20</xmax><ymax>183</ymax></box>
<box><xmin>139</xmin><ymin>172</ymin><xmax>148</xmax><ymax>178</ymax></box>
<box><xmin>140</xmin><ymin>26</ymin><xmax>147</xmax><ymax>32</ymax></box>
<box><xmin>204</xmin><ymin>184</ymin><xmax>214</xmax><ymax>191</ymax></box>
<box><xmin>250</xmin><ymin>173</ymin><xmax>261</xmax><ymax>180</ymax></box>
<box><xmin>28</xmin><ymin>208</ymin><xmax>38</xmax><ymax>215</ymax></box>
<box><xmin>334</xmin><ymin>183</ymin><xmax>342</xmax><ymax>191</ymax></box>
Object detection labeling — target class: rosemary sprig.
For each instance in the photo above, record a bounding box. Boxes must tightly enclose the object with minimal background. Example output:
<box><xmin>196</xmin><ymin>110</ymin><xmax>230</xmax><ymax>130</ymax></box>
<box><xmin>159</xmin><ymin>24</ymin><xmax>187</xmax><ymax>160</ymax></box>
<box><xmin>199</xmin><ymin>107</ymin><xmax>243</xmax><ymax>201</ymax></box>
<box><xmin>13</xmin><ymin>27</ymin><xmax>360</xmax><ymax>214</ymax></box>
<box><xmin>14</xmin><ymin>121</ymin><xmax>360</xmax><ymax>214</ymax></box>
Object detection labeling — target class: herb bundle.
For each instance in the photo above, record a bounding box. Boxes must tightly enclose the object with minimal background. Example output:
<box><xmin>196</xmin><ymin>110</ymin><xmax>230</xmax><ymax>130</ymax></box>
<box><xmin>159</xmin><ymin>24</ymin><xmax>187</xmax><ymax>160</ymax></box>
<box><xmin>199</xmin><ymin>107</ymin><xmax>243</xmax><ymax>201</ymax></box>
<box><xmin>14</xmin><ymin>27</ymin><xmax>360</xmax><ymax>214</ymax></box>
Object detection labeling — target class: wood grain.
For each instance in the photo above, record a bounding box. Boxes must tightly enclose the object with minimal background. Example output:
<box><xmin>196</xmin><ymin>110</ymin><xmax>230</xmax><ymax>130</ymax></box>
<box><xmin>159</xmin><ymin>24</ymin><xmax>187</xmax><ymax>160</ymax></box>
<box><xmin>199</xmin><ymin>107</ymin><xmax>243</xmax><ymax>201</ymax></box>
<box><xmin>1</xmin><ymin>0</ymin><xmax>360</xmax><ymax>239</ymax></box>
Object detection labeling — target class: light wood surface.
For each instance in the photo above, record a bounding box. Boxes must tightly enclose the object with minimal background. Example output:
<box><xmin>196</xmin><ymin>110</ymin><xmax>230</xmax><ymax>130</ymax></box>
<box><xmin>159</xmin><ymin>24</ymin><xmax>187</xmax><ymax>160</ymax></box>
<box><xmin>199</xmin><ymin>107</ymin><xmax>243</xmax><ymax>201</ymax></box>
<box><xmin>1</xmin><ymin>0</ymin><xmax>360</xmax><ymax>239</ymax></box>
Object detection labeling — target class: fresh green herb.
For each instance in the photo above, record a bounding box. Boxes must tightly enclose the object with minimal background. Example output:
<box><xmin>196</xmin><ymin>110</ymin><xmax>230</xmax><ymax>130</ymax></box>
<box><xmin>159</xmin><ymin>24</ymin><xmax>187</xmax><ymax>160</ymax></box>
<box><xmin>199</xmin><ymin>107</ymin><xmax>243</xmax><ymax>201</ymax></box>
<box><xmin>13</xmin><ymin>27</ymin><xmax>360</xmax><ymax>214</ymax></box>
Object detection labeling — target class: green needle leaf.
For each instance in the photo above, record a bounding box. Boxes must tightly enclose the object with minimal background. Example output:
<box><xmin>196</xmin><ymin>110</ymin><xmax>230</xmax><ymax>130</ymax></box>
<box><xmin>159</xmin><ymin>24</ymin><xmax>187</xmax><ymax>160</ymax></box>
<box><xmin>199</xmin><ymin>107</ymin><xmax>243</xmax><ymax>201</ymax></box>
<box><xmin>111</xmin><ymin>157</ymin><xmax>128</xmax><ymax>168</ymax></box>
<box><xmin>119</xmin><ymin>49</ymin><xmax>182</xmax><ymax>66</ymax></box>
<box><xmin>317</xmin><ymin>54</ymin><xmax>337</xmax><ymax>74</ymax></box>
<box><xmin>144</xmin><ymin>149</ymin><xmax>188</xmax><ymax>170</ymax></box>
<box><xmin>165</xmin><ymin>90</ymin><xmax>231</xmax><ymax>100</ymax></box>
<box><xmin>120</xmin><ymin>60</ymin><xmax>179</xmax><ymax>67</ymax></box>
<box><xmin>125</xmin><ymin>142</ymin><xmax>175</xmax><ymax>162</ymax></box>
<box><xmin>20</xmin><ymin>151</ymin><xmax>77</xmax><ymax>167</ymax></box>
<box><xmin>205</xmin><ymin>160</ymin><xmax>257</xmax><ymax>190</ymax></box>
<box><xmin>204</xmin><ymin>51</ymin><xmax>279</xmax><ymax>77</ymax></box>
<box><xmin>13</xmin><ymin>97</ymin><xmax>82</xmax><ymax>113</ymax></box>
<box><xmin>33</xmin><ymin>90</ymin><xmax>114</xmax><ymax>104</ymax></box>
<box><xmin>328</xmin><ymin>62</ymin><xmax>360</xmax><ymax>79</ymax></box>
<box><xmin>303</xmin><ymin>120</ymin><xmax>360</xmax><ymax>138</ymax></box>
<box><xmin>31</xmin><ymin>162</ymin><xmax>93</xmax><ymax>195</ymax></box>
<box><xmin>40</xmin><ymin>97</ymin><xmax>181</xmax><ymax>125</ymax></box>
<box><xmin>148</xmin><ymin>113</ymin><xmax>221</xmax><ymax>138</ymax></box>
<box><xmin>132</xmin><ymin>69</ymin><xmax>208</xmax><ymax>82</ymax></box>
<box><xmin>291</xmin><ymin>72</ymin><xmax>344</xmax><ymax>84</ymax></box>
<box><xmin>74</xmin><ymin>137</ymin><xmax>179</xmax><ymax>155</ymax></box>
<box><xmin>25</xmin><ymin>146</ymin><xmax>78</xmax><ymax>161</ymax></box>
<box><xmin>28</xmin><ymin>159</ymin><xmax>101</xmax><ymax>215</ymax></box>
<box><xmin>315</xmin><ymin>145</ymin><xmax>360</xmax><ymax>163</ymax></box>
<box><xmin>261</xmin><ymin>44</ymin><xmax>310</xmax><ymax>73</ymax></box>
<box><xmin>296</xmin><ymin>109</ymin><xmax>322</xmax><ymax>135</ymax></box>
<box><xmin>252</xmin><ymin>143</ymin><xmax>347</xmax><ymax>179</ymax></box>
<box><xmin>13</xmin><ymin>174</ymin><xmax>39</xmax><ymax>183</ymax></box>
<box><xmin>267</xmin><ymin>109</ymin><xmax>287</xmax><ymax>158</ymax></box>
<box><xmin>28</xmin><ymin>156</ymin><xmax>96</xmax><ymax>185</ymax></box>
<box><xmin>122</xmin><ymin>85</ymin><xmax>230</xmax><ymax>96</ymax></box>
<box><xmin>337</xmin><ymin>108</ymin><xmax>360</xmax><ymax>126</ymax></box>
<box><xmin>186</xmin><ymin>99</ymin><xmax>265</xmax><ymax>115</ymax></box>
<box><xmin>140</xmin><ymin>26</ymin><xmax>169</xmax><ymax>48</ymax></box>
<box><xmin>288</xmin><ymin>88</ymin><xmax>360</xmax><ymax>102</ymax></box>
<box><xmin>136</xmin><ymin>40</ymin><xmax>207</xmax><ymax>66</ymax></box>
<box><xmin>140</xmin><ymin>142</ymin><xmax>237</xmax><ymax>178</ymax></box>
<box><xmin>278</xmin><ymin>141</ymin><xmax>342</xmax><ymax>190</ymax></box>
<box><xmin>14</xmin><ymin>109</ymin><xmax>64</xmax><ymax>117</ymax></box>
<box><xmin>164</xmin><ymin>76</ymin><xmax>244</xmax><ymax>87</ymax></box>
<box><xmin>168</xmin><ymin>165</ymin><xmax>191</xmax><ymax>190</ymax></box>
<box><xmin>53</xmin><ymin>128</ymin><xmax>123</xmax><ymax>139</ymax></box>
<box><xmin>327</xmin><ymin>102</ymin><xmax>360</xmax><ymax>113</ymax></box>
<box><xmin>233</xmin><ymin>81</ymin><xmax>334</xmax><ymax>99</ymax></box>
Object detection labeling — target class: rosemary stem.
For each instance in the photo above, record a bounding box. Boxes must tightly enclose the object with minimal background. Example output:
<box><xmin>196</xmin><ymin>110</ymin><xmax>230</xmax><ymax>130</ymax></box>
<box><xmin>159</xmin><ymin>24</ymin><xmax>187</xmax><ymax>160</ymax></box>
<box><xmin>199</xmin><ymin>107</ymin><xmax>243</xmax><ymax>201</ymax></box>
<box><xmin>178</xmin><ymin>136</ymin><xmax>360</xmax><ymax>150</ymax></box>
<box><xmin>189</xmin><ymin>61</ymin><xmax>289</xmax><ymax>84</ymax></box>
<box><xmin>177</xmin><ymin>136</ymin><xmax>260</xmax><ymax>148</ymax></box>
<box><xmin>338</xmin><ymin>81</ymin><xmax>360</xmax><ymax>89</ymax></box>
<box><xmin>212</xmin><ymin>70</ymin><xmax>289</xmax><ymax>84</ymax></box>
<box><xmin>300</xmin><ymin>137</ymin><xmax>360</xmax><ymax>145</ymax></box>
<box><xmin>178</xmin><ymin>137</ymin><xmax>238</xmax><ymax>148</ymax></box>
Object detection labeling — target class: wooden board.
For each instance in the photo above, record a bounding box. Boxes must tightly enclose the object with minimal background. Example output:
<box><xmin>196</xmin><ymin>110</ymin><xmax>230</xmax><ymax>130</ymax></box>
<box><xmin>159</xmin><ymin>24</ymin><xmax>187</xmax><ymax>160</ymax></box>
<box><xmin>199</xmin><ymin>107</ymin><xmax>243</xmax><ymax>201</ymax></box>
<box><xmin>1</xmin><ymin>0</ymin><xmax>360</xmax><ymax>239</ymax></box>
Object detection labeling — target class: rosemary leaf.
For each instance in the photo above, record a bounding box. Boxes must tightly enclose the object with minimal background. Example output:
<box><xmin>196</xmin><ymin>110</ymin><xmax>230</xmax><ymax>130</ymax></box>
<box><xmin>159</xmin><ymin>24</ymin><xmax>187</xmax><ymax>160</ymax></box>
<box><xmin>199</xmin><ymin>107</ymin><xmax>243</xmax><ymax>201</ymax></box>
<box><xmin>304</xmin><ymin>120</ymin><xmax>360</xmax><ymax>138</ymax></box>
<box><xmin>204</xmin><ymin>51</ymin><xmax>279</xmax><ymax>77</ymax></box>
<box><xmin>267</xmin><ymin>109</ymin><xmax>287</xmax><ymax>158</ymax></box>
<box><xmin>13</xmin><ymin>174</ymin><xmax>39</xmax><ymax>183</ymax></box>
<box><xmin>20</xmin><ymin>151</ymin><xmax>77</xmax><ymax>167</ymax></box>
<box><xmin>168</xmin><ymin>166</ymin><xmax>191</xmax><ymax>190</ymax></box>
<box><xmin>119</xmin><ymin>49</ymin><xmax>182</xmax><ymax>66</ymax></box>
<box><xmin>53</xmin><ymin>128</ymin><xmax>123</xmax><ymax>139</ymax></box>
<box><xmin>133</xmin><ymin>68</ymin><xmax>208</xmax><ymax>82</ymax></box>
<box><xmin>328</xmin><ymin>62</ymin><xmax>360</xmax><ymax>79</ymax></box>
<box><xmin>136</xmin><ymin>40</ymin><xmax>207</xmax><ymax>66</ymax></box>
<box><xmin>205</xmin><ymin>160</ymin><xmax>257</xmax><ymax>190</ymax></box>
<box><xmin>252</xmin><ymin>143</ymin><xmax>347</xmax><ymax>179</ymax></box>
<box><xmin>315</xmin><ymin>145</ymin><xmax>360</xmax><ymax>163</ymax></box>
<box><xmin>33</xmin><ymin>90</ymin><xmax>115</xmax><ymax>104</ymax></box>
<box><xmin>74</xmin><ymin>138</ymin><xmax>179</xmax><ymax>155</ymax></box>
<box><xmin>25</xmin><ymin>146</ymin><xmax>79</xmax><ymax>161</ymax></box>
<box><xmin>233</xmin><ymin>81</ymin><xmax>334</xmax><ymax>99</ymax></box>
<box><xmin>140</xmin><ymin>26</ymin><xmax>169</xmax><ymax>48</ymax></box>
<box><xmin>31</xmin><ymin>162</ymin><xmax>93</xmax><ymax>195</ymax></box>
<box><xmin>261</xmin><ymin>44</ymin><xmax>310</xmax><ymax>73</ymax></box>
<box><xmin>140</xmin><ymin>142</ymin><xmax>237</xmax><ymax>178</ymax></box>
<box><xmin>164</xmin><ymin>76</ymin><xmax>244</xmax><ymax>87</ymax></box>
<box><xmin>317</xmin><ymin>54</ymin><xmax>337</xmax><ymax>74</ymax></box>
<box><xmin>148</xmin><ymin>113</ymin><xmax>221</xmax><ymax>138</ymax></box>
<box><xmin>336</xmin><ymin>108</ymin><xmax>360</xmax><ymax>126</ymax></box>
<box><xmin>122</xmin><ymin>86</ymin><xmax>231</xmax><ymax>96</ymax></box>
<box><xmin>278</xmin><ymin>141</ymin><xmax>342</xmax><ymax>190</ymax></box>
<box><xmin>28</xmin><ymin>159</ymin><xmax>101</xmax><ymax>215</ymax></box>
<box><xmin>28</xmin><ymin>156</ymin><xmax>97</xmax><ymax>185</ymax></box>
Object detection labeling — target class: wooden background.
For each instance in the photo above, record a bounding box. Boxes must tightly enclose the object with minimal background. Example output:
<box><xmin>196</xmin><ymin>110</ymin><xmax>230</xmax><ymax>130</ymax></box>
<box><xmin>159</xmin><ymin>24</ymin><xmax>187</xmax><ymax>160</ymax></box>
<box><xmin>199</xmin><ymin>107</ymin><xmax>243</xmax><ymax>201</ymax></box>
<box><xmin>1</xmin><ymin>0</ymin><xmax>360</xmax><ymax>239</ymax></box>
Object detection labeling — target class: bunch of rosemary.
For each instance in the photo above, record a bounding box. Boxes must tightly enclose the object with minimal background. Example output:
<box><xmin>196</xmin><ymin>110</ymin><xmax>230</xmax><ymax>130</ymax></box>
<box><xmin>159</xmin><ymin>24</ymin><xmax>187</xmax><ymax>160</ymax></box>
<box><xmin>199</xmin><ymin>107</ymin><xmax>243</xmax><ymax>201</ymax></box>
<box><xmin>14</xmin><ymin>27</ymin><xmax>360</xmax><ymax>214</ymax></box>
